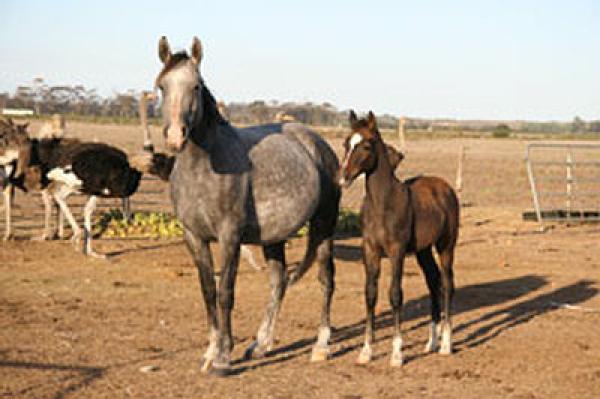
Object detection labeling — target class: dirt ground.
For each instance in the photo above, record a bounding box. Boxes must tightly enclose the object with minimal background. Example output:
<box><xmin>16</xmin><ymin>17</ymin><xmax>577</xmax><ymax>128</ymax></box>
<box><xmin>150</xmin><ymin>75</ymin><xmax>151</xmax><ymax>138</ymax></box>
<box><xmin>1</xmin><ymin>121</ymin><xmax>599</xmax><ymax>398</ymax></box>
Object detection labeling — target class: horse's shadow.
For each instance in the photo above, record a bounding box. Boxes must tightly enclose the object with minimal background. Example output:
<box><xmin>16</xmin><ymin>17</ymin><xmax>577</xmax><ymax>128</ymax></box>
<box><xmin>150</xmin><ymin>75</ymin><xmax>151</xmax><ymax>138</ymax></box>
<box><xmin>0</xmin><ymin>345</ymin><xmax>195</xmax><ymax>398</ymax></box>
<box><xmin>0</xmin><ymin>360</ymin><xmax>105</xmax><ymax>399</ymax></box>
<box><xmin>230</xmin><ymin>275</ymin><xmax>598</xmax><ymax>374</ymax></box>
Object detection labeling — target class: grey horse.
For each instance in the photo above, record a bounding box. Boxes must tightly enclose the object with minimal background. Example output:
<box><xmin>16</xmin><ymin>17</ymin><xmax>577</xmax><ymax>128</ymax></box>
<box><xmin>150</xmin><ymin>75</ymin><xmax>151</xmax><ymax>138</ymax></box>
<box><xmin>154</xmin><ymin>37</ymin><xmax>340</xmax><ymax>376</ymax></box>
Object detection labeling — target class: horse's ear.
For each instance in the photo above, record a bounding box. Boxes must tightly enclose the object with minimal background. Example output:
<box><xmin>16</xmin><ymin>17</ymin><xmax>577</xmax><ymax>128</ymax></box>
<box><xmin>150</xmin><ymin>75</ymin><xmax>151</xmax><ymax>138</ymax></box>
<box><xmin>367</xmin><ymin>111</ymin><xmax>377</xmax><ymax>131</ymax></box>
<box><xmin>190</xmin><ymin>37</ymin><xmax>203</xmax><ymax>65</ymax></box>
<box><xmin>158</xmin><ymin>36</ymin><xmax>171</xmax><ymax>64</ymax></box>
<box><xmin>349</xmin><ymin>110</ymin><xmax>358</xmax><ymax>125</ymax></box>
<box><xmin>386</xmin><ymin>145</ymin><xmax>405</xmax><ymax>170</ymax></box>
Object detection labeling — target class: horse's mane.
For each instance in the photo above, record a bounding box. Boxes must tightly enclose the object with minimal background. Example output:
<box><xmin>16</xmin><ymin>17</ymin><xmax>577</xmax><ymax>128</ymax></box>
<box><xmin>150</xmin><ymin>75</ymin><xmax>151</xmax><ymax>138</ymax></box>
<box><xmin>199</xmin><ymin>84</ymin><xmax>226</xmax><ymax>130</ymax></box>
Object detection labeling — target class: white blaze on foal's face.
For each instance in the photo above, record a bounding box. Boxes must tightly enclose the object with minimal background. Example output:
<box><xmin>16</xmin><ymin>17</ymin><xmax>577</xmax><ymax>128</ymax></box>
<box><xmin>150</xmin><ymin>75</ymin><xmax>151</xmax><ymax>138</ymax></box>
<box><xmin>342</xmin><ymin>133</ymin><xmax>364</xmax><ymax>168</ymax></box>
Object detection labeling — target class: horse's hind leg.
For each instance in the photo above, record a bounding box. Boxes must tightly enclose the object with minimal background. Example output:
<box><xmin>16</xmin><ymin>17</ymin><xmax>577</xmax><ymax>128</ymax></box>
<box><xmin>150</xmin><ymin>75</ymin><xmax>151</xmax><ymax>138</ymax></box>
<box><xmin>311</xmin><ymin>237</ymin><xmax>335</xmax><ymax>362</ymax></box>
<box><xmin>184</xmin><ymin>230</ymin><xmax>219</xmax><ymax>372</ymax></box>
<box><xmin>245</xmin><ymin>242</ymin><xmax>287</xmax><ymax>359</ymax></box>
<box><xmin>416</xmin><ymin>247</ymin><xmax>442</xmax><ymax>353</ymax></box>
<box><xmin>437</xmin><ymin>245</ymin><xmax>456</xmax><ymax>355</ymax></box>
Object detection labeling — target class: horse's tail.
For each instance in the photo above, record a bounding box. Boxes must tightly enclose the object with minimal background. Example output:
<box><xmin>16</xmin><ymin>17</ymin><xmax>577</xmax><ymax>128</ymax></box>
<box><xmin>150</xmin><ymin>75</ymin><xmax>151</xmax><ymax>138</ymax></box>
<box><xmin>288</xmin><ymin>174</ymin><xmax>340</xmax><ymax>285</ymax></box>
<box><xmin>287</xmin><ymin>224</ymin><xmax>322</xmax><ymax>285</ymax></box>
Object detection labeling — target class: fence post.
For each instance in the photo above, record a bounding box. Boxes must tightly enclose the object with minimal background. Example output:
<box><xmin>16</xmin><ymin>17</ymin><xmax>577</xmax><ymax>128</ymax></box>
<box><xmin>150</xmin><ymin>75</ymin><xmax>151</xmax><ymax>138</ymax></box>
<box><xmin>455</xmin><ymin>145</ymin><xmax>466</xmax><ymax>197</ymax></box>
<box><xmin>398</xmin><ymin>116</ymin><xmax>406</xmax><ymax>151</ymax></box>
<box><xmin>566</xmin><ymin>149</ymin><xmax>573</xmax><ymax>221</ymax></box>
<box><xmin>525</xmin><ymin>144</ymin><xmax>545</xmax><ymax>231</ymax></box>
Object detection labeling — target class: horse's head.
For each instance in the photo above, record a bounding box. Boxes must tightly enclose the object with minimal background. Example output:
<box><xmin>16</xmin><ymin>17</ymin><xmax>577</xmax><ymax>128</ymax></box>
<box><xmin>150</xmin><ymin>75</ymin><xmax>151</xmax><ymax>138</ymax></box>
<box><xmin>338</xmin><ymin>110</ymin><xmax>380</xmax><ymax>187</ymax></box>
<box><xmin>155</xmin><ymin>36</ymin><xmax>204</xmax><ymax>152</ymax></box>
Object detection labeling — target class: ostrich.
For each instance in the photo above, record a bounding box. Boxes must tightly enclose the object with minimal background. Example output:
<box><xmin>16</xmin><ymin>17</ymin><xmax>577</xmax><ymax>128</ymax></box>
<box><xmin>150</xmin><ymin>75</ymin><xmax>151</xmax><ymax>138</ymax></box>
<box><xmin>17</xmin><ymin>136</ymin><xmax>142</xmax><ymax>258</ymax></box>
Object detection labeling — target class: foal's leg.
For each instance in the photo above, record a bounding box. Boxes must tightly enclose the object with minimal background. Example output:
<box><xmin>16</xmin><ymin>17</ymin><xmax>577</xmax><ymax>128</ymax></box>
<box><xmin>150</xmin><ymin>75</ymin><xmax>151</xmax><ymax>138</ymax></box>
<box><xmin>3</xmin><ymin>184</ymin><xmax>13</xmax><ymax>241</ymax></box>
<box><xmin>184</xmin><ymin>230</ymin><xmax>218</xmax><ymax>372</ymax></box>
<box><xmin>437</xmin><ymin>246</ymin><xmax>456</xmax><ymax>355</ymax></box>
<box><xmin>311</xmin><ymin>238</ymin><xmax>335</xmax><ymax>362</ymax></box>
<box><xmin>211</xmin><ymin>231</ymin><xmax>241</xmax><ymax>375</ymax></box>
<box><xmin>388</xmin><ymin>245</ymin><xmax>407</xmax><ymax>367</ymax></box>
<box><xmin>357</xmin><ymin>240</ymin><xmax>381</xmax><ymax>365</ymax></box>
<box><xmin>245</xmin><ymin>241</ymin><xmax>287</xmax><ymax>359</ymax></box>
<box><xmin>416</xmin><ymin>247</ymin><xmax>442</xmax><ymax>353</ymax></box>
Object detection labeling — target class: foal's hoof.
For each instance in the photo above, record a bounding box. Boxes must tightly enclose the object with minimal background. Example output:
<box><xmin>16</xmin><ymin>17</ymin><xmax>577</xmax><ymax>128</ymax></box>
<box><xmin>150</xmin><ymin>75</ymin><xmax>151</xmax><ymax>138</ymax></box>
<box><xmin>310</xmin><ymin>346</ymin><xmax>329</xmax><ymax>362</ymax></box>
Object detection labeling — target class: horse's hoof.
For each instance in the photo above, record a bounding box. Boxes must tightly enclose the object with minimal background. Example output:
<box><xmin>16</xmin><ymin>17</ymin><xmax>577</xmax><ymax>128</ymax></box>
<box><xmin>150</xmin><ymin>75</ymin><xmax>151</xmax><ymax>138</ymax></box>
<box><xmin>310</xmin><ymin>346</ymin><xmax>329</xmax><ymax>362</ymax></box>
<box><xmin>244</xmin><ymin>342</ymin><xmax>266</xmax><ymax>360</ymax></box>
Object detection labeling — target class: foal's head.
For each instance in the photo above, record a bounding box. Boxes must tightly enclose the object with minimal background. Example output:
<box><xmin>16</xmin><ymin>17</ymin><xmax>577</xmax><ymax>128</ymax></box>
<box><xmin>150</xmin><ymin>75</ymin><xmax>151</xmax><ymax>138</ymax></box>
<box><xmin>338</xmin><ymin>111</ymin><xmax>404</xmax><ymax>187</ymax></box>
<box><xmin>155</xmin><ymin>36</ymin><xmax>204</xmax><ymax>151</ymax></box>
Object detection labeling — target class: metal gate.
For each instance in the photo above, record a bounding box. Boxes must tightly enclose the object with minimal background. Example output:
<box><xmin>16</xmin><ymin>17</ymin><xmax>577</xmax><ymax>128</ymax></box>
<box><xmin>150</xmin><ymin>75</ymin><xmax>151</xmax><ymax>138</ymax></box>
<box><xmin>525</xmin><ymin>143</ymin><xmax>600</xmax><ymax>230</ymax></box>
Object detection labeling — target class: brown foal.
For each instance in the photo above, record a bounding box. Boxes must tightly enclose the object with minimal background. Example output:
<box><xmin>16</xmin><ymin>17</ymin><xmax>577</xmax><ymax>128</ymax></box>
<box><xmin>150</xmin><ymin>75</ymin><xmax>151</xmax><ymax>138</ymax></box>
<box><xmin>339</xmin><ymin>111</ymin><xmax>459</xmax><ymax>367</ymax></box>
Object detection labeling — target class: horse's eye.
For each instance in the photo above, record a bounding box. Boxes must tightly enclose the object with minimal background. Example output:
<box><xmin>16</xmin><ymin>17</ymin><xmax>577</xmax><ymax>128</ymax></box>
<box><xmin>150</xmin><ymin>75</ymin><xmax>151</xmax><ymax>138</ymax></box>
<box><xmin>193</xmin><ymin>84</ymin><xmax>200</xmax><ymax>91</ymax></box>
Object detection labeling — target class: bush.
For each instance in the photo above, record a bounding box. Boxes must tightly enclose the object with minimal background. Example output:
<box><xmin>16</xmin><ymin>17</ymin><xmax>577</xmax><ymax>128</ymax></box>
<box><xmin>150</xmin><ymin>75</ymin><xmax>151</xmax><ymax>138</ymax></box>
<box><xmin>493</xmin><ymin>123</ymin><xmax>511</xmax><ymax>138</ymax></box>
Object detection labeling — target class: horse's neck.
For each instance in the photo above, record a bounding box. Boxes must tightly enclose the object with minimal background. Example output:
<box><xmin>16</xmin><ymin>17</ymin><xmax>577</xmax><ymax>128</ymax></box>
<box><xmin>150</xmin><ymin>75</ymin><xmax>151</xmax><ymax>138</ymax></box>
<box><xmin>365</xmin><ymin>138</ymin><xmax>402</xmax><ymax>211</ymax></box>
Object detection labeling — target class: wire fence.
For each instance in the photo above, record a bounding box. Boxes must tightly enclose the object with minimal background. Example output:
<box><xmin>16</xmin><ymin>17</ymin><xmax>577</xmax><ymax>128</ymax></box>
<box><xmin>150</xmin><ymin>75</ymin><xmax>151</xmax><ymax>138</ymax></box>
<box><xmin>525</xmin><ymin>143</ymin><xmax>600</xmax><ymax>230</ymax></box>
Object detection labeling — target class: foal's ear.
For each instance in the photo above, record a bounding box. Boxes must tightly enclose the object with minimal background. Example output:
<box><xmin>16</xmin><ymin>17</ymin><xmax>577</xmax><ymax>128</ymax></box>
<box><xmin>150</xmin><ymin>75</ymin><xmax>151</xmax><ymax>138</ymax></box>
<box><xmin>386</xmin><ymin>145</ymin><xmax>405</xmax><ymax>170</ymax></box>
<box><xmin>367</xmin><ymin>111</ymin><xmax>377</xmax><ymax>131</ymax></box>
<box><xmin>348</xmin><ymin>110</ymin><xmax>358</xmax><ymax>125</ymax></box>
<box><xmin>190</xmin><ymin>37</ymin><xmax>203</xmax><ymax>65</ymax></box>
<box><xmin>158</xmin><ymin>36</ymin><xmax>171</xmax><ymax>64</ymax></box>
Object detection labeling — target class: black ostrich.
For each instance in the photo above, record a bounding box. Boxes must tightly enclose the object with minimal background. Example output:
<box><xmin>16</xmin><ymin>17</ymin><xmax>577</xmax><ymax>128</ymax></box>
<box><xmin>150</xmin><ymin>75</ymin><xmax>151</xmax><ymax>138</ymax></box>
<box><xmin>23</xmin><ymin>138</ymin><xmax>142</xmax><ymax>258</ymax></box>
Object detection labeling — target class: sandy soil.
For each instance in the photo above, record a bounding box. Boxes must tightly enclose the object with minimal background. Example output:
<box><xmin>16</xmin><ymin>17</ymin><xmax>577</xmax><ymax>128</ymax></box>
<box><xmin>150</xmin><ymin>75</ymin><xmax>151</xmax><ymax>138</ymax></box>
<box><xmin>1</xmin><ymin>121</ymin><xmax>599</xmax><ymax>398</ymax></box>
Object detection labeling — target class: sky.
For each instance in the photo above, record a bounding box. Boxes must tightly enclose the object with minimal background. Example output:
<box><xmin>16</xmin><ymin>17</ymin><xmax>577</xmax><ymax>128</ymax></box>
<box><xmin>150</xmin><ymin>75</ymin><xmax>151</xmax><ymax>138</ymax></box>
<box><xmin>1</xmin><ymin>0</ymin><xmax>599</xmax><ymax>121</ymax></box>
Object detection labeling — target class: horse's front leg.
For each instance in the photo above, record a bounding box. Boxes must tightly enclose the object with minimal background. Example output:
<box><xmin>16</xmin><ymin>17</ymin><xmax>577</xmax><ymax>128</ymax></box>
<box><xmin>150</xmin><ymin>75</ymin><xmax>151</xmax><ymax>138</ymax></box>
<box><xmin>245</xmin><ymin>241</ymin><xmax>287</xmax><ymax>359</ymax></box>
<box><xmin>183</xmin><ymin>230</ymin><xmax>218</xmax><ymax>373</ymax></box>
<box><xmin>388</xmin><ymin>244</ymin><xmax>407</xmax><ymax>367</ymax></box>
<box><xmin>211</xmin><ymin>230</ymin><xmax>241</xmax><ymax>376</ymax></box>
<box><xmin>357</xmin><ymin>239</ymin><xmax>381</xmax><ymax>365</ymax></box>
